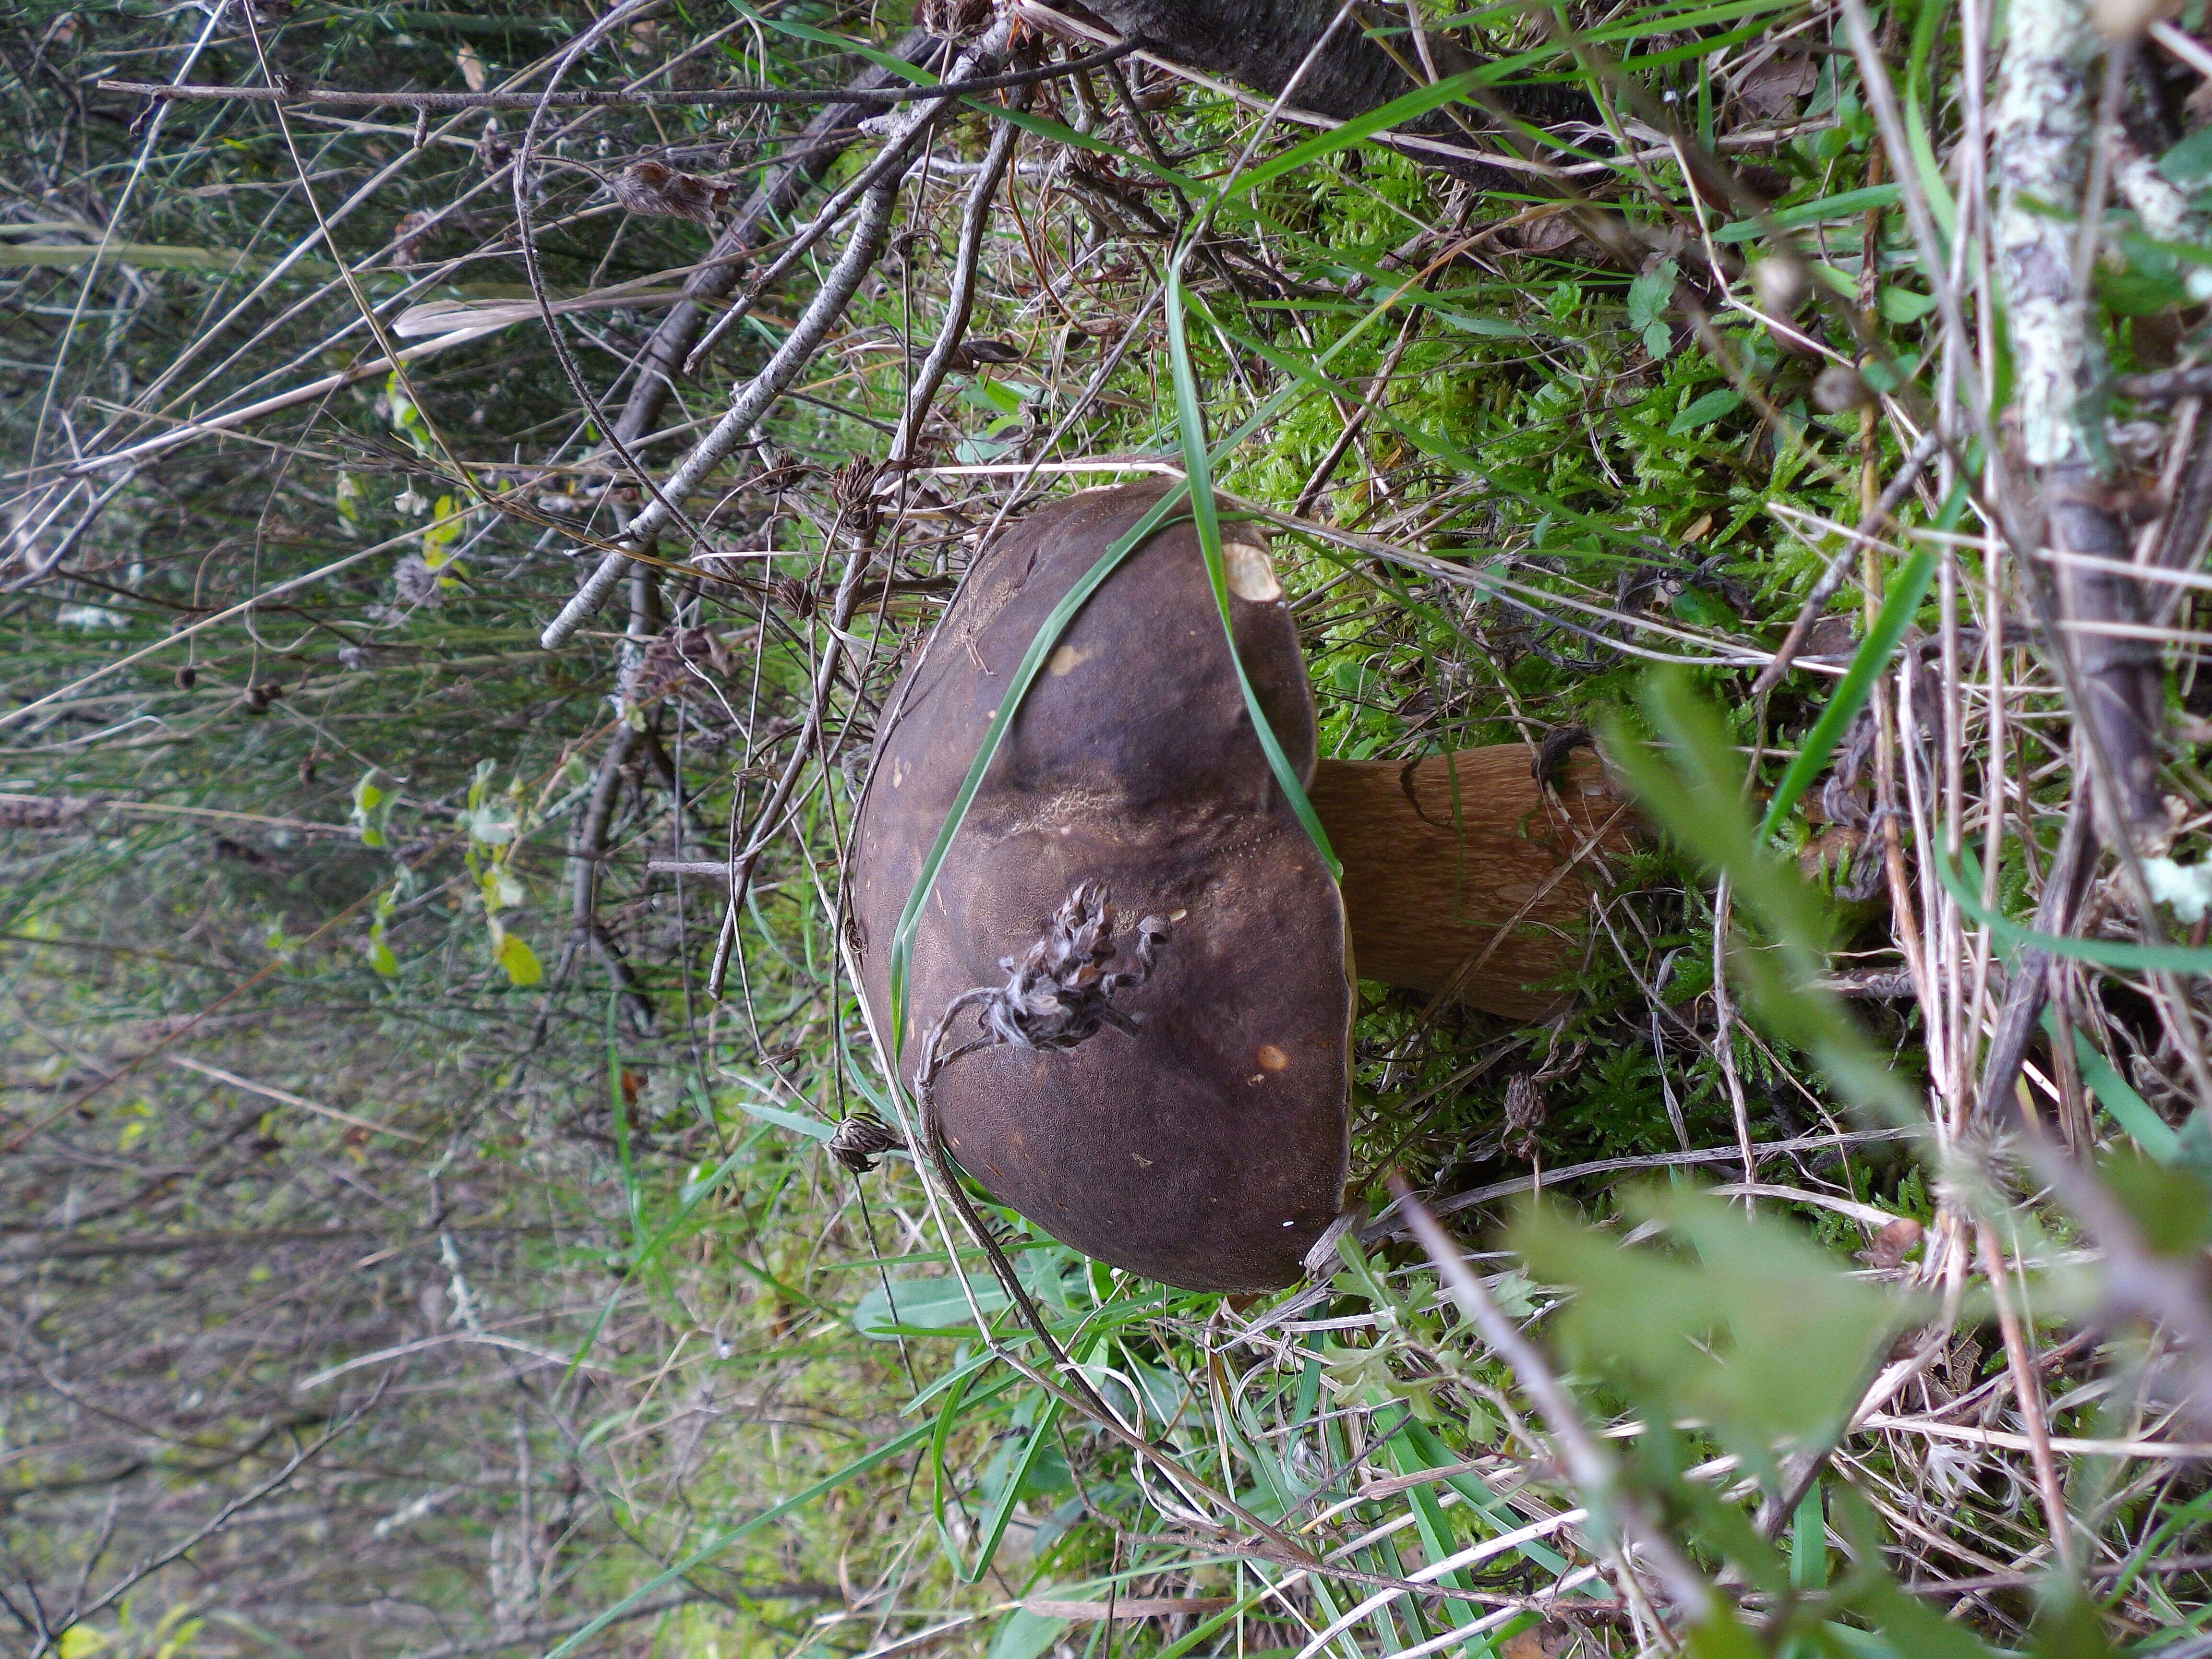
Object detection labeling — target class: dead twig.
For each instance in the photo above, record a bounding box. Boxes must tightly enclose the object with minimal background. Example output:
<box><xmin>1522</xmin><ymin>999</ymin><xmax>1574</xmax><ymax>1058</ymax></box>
<box><xmin>888</xmin><ymin>86</ymin><xmax>1030</xmax><ymax>465</ymax></box>
<box><xmin>98</xmin><ymin>45</ymin><xmax>1132</xmax><ymax>112</ymax></box>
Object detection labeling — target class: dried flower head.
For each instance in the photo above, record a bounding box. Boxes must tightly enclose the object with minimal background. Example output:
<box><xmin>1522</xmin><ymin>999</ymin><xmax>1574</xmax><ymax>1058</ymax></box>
<box><xmin>477</xmin><ymin>117</ymin><xmax>512</xmax><ymax>173</ymax></box>
<box><xmin>394</xmin><ymin>554</ymin><xmax>440</xmax><ymax>607</ymax></box>
<box><xmin>632</xmin><ymin>624</ymin><xmax>743</xmax><ymax>702</ymax></box>
<box><xmin>1503</xmin><ymin>1072</ymin><xmax>1548</xmax><ymax>1161</ymax></box>
<box><xmin>920</xmin><ymin>0</ymin><xmax>993</xmax><ymax>38</ymax></box>
<box><xmin>390</xmin><ymin>210</ymin><xmax>437</xmax><ymax>269</ymax></box>
<box><xmin>827</xmin><ymin>1111</ymin><xmax>905</xmax><ymax>1174</ymax></box>
<box><xmin>609</xmin><ymin>159</ymin><xmax>734</xmax><ymax>225</ymax></box>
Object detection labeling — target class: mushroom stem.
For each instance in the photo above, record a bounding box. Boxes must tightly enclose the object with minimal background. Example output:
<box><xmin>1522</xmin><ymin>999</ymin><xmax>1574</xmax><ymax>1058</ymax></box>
<box><xmin>1308</xmin><ymin>745</ymin><xmax>1629</xmax><ymax>1020</ymax></box>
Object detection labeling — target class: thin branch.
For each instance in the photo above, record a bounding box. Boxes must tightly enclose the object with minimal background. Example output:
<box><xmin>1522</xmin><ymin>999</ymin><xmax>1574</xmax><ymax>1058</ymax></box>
<box><xmin>888</xmin><ymin>89</ymin><xmax>1027</xmax><ymax>464</ymax></box>
<box><xmin>98</xmin><ymin>45</ymin><xmax>1132</xmax><ymax>112</ymax></box>
<box><xmin>54</xmin><ymin>1389</ymin><xmax>379</xmax><ymax>1644</ymax></box>
<box><xmin>538</xmin><ymin>169</ymin><xmax>910</xmax><ymax>649</ymax></box>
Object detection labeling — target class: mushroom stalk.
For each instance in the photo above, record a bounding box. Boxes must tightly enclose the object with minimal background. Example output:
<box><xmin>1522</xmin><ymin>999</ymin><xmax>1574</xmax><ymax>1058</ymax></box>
<box><xmin>1308</xmin><ymin>745</ymin><xmax>1628</xmax><ymax>1021</ymax></box>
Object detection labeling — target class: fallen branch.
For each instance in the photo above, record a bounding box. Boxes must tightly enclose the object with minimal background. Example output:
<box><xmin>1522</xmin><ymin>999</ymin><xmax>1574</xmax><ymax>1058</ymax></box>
<box><xmin>596</xmin><ymin>25</ymin><xmax>940</xmax><ymax>474</ymax></box>
<box><xmin>566</xmin><ymin>722</ymin><xmax>655</xmax><ymax>1035</ymax></box>
<box><xmin>2115</xmin><ymin>365</ymin><xmax>2212</xmax><ymax>401</ymax></box>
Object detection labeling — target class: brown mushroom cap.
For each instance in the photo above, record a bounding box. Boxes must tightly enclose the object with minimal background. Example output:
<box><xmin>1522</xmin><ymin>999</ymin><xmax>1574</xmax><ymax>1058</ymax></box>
<box><xmin>849</xmin><ymin>480</ymin><xmax>1352</xmax><ymax>1293</ymax></box>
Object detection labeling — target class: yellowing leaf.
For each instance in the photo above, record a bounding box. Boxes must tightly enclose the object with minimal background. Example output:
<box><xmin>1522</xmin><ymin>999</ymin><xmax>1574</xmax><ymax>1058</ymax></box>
<box><xmin>480</xmin><ymin>864</ymin><xmax>525</xmax><ymax>911</ymax></box>
<box><xmin>495</xmin><ymin>933</ymin><xmax>543</xmax><ymax>986</ymax></box>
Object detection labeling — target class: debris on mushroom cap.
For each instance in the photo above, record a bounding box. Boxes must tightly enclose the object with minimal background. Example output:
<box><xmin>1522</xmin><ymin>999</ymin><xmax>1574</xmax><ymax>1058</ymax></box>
<box><xmin>965</xmin><ymin>881</ymin><xmax>1172</xmax><ymax>1053</ymax></box>
<box><xmin>848</xmin><ymin>481</ymin><xmax>1352</xmax><ymax>1293</ymax></box>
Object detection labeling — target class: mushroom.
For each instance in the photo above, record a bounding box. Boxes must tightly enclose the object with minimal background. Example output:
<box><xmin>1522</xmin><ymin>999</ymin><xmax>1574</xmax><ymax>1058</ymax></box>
<box><xmin>848</xmin><ymin>481</ymin><xmax>1627</xmax><ymax>1292</ymax></box>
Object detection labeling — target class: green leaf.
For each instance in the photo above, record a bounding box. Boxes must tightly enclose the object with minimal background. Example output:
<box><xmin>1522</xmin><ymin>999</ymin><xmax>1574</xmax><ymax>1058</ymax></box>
<box><xmin>1792</xmin><ymin>1483</ymin><xmax>1828</xmax><ymax>1591</ymax></box>
<box><xmin>1877</xmin><ymin>284</ymin><xmax>1939</xmax><ymax>324</ymax></box>
<box><xmin>1630</xmin><ymin>674</ymin><xmax>1835</xmax><ymax>957</ymax></box>
<box><xmin>721</xmin><ymin>1086</ymin><xmax>837</xmax><ymax>1143</ymax></box>
<box><xmin>852</xmin><ymin>1273</ymin><xmax>1010</xmax><ymax>1339</ymax></box>
<box><xmin>2047</xmin><ymin>1010</ymin><xmax>2179</xmax><ymax>1160</ymax></box>
<box><xmin>1672</xmin><ymin>585</ymin><xmax>1735</xmax><ymax>628</ymax></box>
<box><xmin>1669</xmin><ymin>388</ymin><xmax>1743</xmax><ymax>434</ymax></box>
<box><xmin>58</xmin><ymin>1629</ymin><xmax>108</xmax><ymax>1659</ymax></box>
<box><xmin>1516</xmin><ymin>1190</ymin><xmax>1914</xmax><ymax>1478</ymax></box>
<box><xmin>1901</xmin><ymin>0</ymin><xmax>1959</xmax><ymax>245</ymax></box>
<box><xmin>2178</xmin><ymin>1109</ymin><xmax>2212</xmax><ymax>1189</ymax></box>
<box><xmin>2097</xmin><ymin>1149</ymin><xmax>2212</xmax><ymax>1254</ymax></box>
<box><xmin>1166</xmin><ymin>263</ymin><xmax>1338</xmax><ymax>877</ymax></box>
<box><xmin>1686</xmin><ymin>1606</ymin><xmax>1768</xmax><ymax>1659</ymax></box>
<box><xmin>1384</xmin><ymin>1430</ymin><xmax>1480</xmax><ymax>1631</ymax></box>
<box><xmin>1936</xmin><ymin>852</ymin><xmax>2212</xmax><ymax>974</ymax></box>
<box><xmin>480</xmin><ymin>863</ymin><xmax>525</xmax><ymax>911</ymax></box>
<box><xmin>2159</xmin><ymin>125</ymin><xmax>2212</xmax><ymax>185</ymax></box>
<box><xmin>988</xmin><ymin>1608</ymin><xmax>1070</xmax><ymax>1659</ymax></box>
<box><xmin>1628</xmin><ymin>259</ymin><xmax>1678</xmax><ymax>334</ymax></box>
<box><xmin>1425</xmin><ymin>305</ymin><xmax>1525</xmax><ymax>338</ymax></box>
<box><xmin>1214</xmin><ymin>70</ymin><xmax>1483</xmax><ymax>204</ymax></box>
<box><xmin>2029</xmin><ymin>1595</ymin><xmax>2119</xmax><ymax>1659</ymax></box>
<box><xmin>350</xmin><ymin>769</ymin><xmax>390</xmax><ymax>847</ymax></box>
<box><xmin>968</xmin><ymin>1395</ymin><xmax>1065</xmax><ymax>1580</ymax></box>
<box><xmin>367</xmin><ymin>937</ymin><xmax>400</xmax><ymax>977</ymax></box>
<box><xmin>494</xmin><ymin>932</ymin><xmax>542</xmax><ymax>986</ymax></box>
<box><xmin>0</xmin><ymin>241</ymin><xmax>340</xmax><ymax>277</ymax></box>
<box><xmin>1712</xmin><ymin>184</ymin><xmax>1902</xmax><ymax>243</ymax></box>
<box><xmin>1760</xmin><ymin>480</ymin><xmax>1968</xmax><ymax>837</ymax></box>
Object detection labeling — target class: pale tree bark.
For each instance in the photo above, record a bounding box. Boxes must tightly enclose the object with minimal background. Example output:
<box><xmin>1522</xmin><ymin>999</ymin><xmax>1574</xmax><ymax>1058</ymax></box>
<box><xmin>1995</xmin><ymin>0</ymin><xmax>2167</xmax><ymax>848</ymax></box>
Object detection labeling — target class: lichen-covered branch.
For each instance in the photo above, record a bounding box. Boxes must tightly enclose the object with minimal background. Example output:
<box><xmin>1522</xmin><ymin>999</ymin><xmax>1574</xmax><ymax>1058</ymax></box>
<box><xmin>1995</xmin><ymin>0</ymin><xmax>2167</xmax><ymax>845</ymax></box>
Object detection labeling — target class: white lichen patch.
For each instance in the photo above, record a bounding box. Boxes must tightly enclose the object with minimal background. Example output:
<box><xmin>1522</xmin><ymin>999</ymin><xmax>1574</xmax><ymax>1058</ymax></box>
<box><xmin>1995</xmin><ymin>0</ymin><xmax>2095</xmax><ymax>466</ymax></box>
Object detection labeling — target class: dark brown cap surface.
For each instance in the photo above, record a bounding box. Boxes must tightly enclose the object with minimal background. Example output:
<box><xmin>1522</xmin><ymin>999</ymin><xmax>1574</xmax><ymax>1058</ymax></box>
<box><xmin>849</xmin><ymin>482</ymin><xmax>1351</xmax><ymax>1292</ymax></box>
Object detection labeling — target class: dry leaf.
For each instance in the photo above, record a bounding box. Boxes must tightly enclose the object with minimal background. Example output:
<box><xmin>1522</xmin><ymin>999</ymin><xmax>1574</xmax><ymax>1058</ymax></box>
<box><xmin>1737</xmin><ymin>53</ymin><xmax>1818</xmax><ymax>119</ymax></box>
<box><xmin>1501</xmin><ymin>1621</ymin><xmax>1580</xmax><ymax>1659</ymax></box>
<box><xmin>1858</xmin><ymin>1215</ymin><xmax>1924</xmax><ymax>1270</ymax></box>
<box><xmin>1518</xmin><ymin>210</ymin><xmax>1589</xmax><ymax>257</ymax></box>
